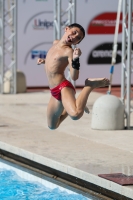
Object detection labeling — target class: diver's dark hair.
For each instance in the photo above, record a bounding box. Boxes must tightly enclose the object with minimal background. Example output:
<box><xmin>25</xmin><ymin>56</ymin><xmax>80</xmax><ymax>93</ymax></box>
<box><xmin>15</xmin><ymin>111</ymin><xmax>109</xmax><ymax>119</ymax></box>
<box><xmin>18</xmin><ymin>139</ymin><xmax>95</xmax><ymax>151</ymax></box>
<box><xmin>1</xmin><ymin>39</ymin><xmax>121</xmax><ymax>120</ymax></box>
<box><xmin>68</xmin><ymin>23</ymin><xmax>85</xmax><ymax>40</ymax></box>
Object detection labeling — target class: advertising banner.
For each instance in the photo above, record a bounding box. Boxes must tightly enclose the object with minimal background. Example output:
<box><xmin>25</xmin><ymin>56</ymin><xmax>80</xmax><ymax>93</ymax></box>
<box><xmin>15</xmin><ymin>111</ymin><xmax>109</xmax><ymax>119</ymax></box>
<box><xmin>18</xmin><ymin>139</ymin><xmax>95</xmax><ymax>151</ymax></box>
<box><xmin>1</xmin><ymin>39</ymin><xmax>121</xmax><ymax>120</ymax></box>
<box><xmin>18</xmin><ymin>0</ymin><xmax>131</xmax><ymax>87</ymax></box>
<box><xmin>76</xmin><ymin>0</ymin><xmax>124</xmax><ymax>86</ymax></box>
<box><xmin>18</xmin><ymin>0</ymin><xmax>53</xmax><ymax>86</ymax></box>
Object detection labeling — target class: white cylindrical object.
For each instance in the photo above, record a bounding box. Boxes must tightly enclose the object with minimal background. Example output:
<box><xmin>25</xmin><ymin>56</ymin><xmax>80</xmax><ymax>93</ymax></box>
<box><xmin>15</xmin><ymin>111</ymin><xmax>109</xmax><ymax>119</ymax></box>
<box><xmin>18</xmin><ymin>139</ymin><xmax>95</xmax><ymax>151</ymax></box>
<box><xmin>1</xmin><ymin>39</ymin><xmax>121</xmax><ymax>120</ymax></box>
<box><xmin>4</xmin><ymin>70</ymin><xmax>27</xmax><ymax>93</ymax></box>
<box><xmin>91</xmin><ymin>95</ymin><xmax>125</xmax><ymax>130</ymax></box>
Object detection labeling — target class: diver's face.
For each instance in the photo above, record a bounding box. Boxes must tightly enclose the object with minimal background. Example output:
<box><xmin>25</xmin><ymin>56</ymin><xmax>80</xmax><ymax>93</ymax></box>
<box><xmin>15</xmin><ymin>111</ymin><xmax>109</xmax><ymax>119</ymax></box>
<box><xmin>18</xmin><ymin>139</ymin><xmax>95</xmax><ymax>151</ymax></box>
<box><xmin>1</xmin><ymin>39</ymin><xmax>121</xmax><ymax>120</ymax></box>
<box><xmin>65</xmin><ymin>27</ymin><xmax>84</xmax><ymax>45</ymax></box>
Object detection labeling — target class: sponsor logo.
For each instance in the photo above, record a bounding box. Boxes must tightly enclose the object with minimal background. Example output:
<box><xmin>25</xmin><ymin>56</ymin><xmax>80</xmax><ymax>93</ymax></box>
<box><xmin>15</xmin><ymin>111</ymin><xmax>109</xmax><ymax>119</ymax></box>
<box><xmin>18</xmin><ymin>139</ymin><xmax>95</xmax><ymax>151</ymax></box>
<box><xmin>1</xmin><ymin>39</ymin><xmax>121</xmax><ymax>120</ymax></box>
<box><xmin>87</xmin><ymin>43</ymin><xmax>122</xmax><ymax>64</ymax></box>
<box><xmin>33</xmin><ymin>19</ymin><xmax>67</xmax><ymax>30</ymax></box>
<box><xmin>24</xmin><ymin>42</ymin><xmax>52</xmax><ymax>64</ymax></box>
<box><xmin>33</xmin><ymin>19</ymin><xmax>53</xmax><ymax>29</ymax></box>
<box><xmin>24</xmin><ymin>11</ymin><xmax>67</xmax><ymax>33</ymax></box>
<box><xmin>24</xmin><ymin>11</ymin><xmax>53</xmax><ymax>33</ymax></box>
<box><xmin>31</xmin><ymin>50</ymin><xmax>47</xmax><ymax>59</ymax></box>
<box><xmin>87</xmin><ymin>12</ymin><xmax>122</xmax><ymax>34</ymax></box>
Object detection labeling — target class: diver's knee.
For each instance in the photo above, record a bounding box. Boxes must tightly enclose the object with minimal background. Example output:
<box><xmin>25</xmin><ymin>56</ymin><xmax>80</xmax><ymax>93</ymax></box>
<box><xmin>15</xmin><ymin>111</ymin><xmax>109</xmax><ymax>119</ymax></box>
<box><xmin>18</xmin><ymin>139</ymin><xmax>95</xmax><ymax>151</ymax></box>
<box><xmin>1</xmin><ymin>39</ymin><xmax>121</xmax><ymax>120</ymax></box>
<box><xmin>48</xmin><ymin>125</ymin><xmax>58</xmax><ymax>130</ymax></box>
<box><xmin>48</xmin><ymin>126</ymin><xmax>57</xmax><ymax>130</ymax></box>
<box><xmin>70</xmin><ymin>112</ymin><xmax>83</xmax><ymax>120</ymax></box>
<box><xmin>48</xmin><ymin>125</ymin><xmax>57</xmax><ymax>130</ymax></box>
<box><xmin>71</xmin><ymin>116</ymin><xmax>80</xmax><ymax>120</ymax></box>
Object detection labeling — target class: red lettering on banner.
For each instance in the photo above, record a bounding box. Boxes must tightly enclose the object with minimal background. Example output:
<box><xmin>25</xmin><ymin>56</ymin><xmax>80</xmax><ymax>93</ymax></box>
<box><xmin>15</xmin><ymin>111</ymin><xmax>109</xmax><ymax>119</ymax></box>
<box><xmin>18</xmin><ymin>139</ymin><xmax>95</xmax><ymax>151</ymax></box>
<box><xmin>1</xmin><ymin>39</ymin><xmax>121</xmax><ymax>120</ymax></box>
<box><xmin>87</xmin><ymin>12</ymin><xmax>123</xmax><ymax>34</ymax></box>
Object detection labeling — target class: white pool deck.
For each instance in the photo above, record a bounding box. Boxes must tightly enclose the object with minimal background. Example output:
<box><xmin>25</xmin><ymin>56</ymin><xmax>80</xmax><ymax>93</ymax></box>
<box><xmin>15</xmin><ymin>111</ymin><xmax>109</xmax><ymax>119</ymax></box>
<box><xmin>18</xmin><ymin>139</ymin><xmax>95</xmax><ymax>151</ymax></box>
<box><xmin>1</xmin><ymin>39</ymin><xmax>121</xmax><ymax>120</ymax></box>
<box><xmin>0</xmin><ymin>90</ymin><xmax>133</xmax><ymax>199</ymax></box>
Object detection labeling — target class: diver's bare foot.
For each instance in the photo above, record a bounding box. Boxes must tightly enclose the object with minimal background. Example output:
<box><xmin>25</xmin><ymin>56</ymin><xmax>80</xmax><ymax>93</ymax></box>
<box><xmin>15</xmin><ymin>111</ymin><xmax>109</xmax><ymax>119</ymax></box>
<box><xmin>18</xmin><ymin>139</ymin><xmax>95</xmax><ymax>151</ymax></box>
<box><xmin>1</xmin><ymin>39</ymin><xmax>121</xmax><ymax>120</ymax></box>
<box><xmin>84</xmin><ymin>105</ymin><xmax>90</xmax><ymax>114</ymax></box>
<box><xmin>85</xmin><ymin>78</ymin><xmax>110</xmax><ymax>89</ymax></box>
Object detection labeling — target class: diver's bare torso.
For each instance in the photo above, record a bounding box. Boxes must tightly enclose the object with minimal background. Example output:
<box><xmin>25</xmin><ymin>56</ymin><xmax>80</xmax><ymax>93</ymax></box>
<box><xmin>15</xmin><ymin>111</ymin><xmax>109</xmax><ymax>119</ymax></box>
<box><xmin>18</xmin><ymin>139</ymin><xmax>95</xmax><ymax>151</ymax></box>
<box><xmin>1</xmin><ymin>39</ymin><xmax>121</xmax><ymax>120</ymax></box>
<box><xmin>45</xmin><ymin>40</ymin><xmax>72</xmax><ymax>89</ymax></box>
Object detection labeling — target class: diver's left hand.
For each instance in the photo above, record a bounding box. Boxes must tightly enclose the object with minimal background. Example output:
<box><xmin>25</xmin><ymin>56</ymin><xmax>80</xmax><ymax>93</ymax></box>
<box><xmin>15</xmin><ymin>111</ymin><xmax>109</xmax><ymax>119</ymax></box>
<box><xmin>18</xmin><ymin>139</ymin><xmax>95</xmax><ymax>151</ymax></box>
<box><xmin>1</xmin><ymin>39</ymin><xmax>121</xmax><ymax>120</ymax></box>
<box><xmin>73</xmin><ymin>48</ymin><xmax>82</xmax><ymax>60</ymax></box>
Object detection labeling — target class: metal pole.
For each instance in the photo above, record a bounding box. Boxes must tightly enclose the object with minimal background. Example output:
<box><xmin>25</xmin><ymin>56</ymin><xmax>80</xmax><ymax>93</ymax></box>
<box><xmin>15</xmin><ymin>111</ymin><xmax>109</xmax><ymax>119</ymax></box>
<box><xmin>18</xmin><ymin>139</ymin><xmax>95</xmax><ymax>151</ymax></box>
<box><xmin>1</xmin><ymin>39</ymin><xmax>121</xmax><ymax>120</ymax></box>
<box><xmin>54</xmin><ymin>0</ymin><xmax>76</xmax><ymax>40</ymax></box>
<box><xmin>121</xmin><ymin>0</ymin><xmax>126</xmax><ymax>104</ymax></box>
<box><xmin>72</xmin><ymin>0</ymin><xmax>76</xmax><ymax>23</ymax></box>
<box><xmin>121</xmin><ymin>0</ymin><xmax>133</xmax><ymax>129</ymax></box>
<box><xmin>126</xmin><ymin>0</ymin><xmax>132</xmax><ymax>128</ymax></box>
<box><xmin>0</xmin><ymin>0</ymin><xmax>17</xmax><ymax>94</ymax></box>
<box><xmin>107</xmin><ymin>0</ymin><xmax>122</xmax><ymax>94</ymax></box>
<box><xmin>12</xmin><ymin>0</ymin><xmax>17</xmax><ymax>94</ymax></box>
<box><xmin>54</xmin><ymin>0</ymin><xmax>61</xmax><ymax>40</ymax></box>
<box><xmin>0</xmin><ymin>0</ymin><xmax>4</xmax><ymax>94</ymax></box>
<box><xmin>68</xmin><ymin>0</ymin><xmax>72</xmax><ymax>24</ymax></box>
<box><xmin>58</xmin><ymin>0</ymin><xmax>61</xmax><ymax>39</ymax></box>
<box><xmin>53</xmin><ymin>0</ymin><xmax>57</xmax><ymax>40</ymax></box>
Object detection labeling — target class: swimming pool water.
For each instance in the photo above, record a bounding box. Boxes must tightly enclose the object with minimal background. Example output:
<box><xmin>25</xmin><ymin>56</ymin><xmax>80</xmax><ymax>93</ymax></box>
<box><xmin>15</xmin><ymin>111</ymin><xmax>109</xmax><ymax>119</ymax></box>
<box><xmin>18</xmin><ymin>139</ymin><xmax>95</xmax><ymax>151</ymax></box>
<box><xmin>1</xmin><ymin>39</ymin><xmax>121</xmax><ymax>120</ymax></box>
<box><xmin>0</xmin><ymin>158</ymin><xmax>100</xmax><ymax>200</ymax></box>
<box><xmin>0</xmin><ymin>169</ymin><xmax>89</xmax><ymax>200</ymax></box>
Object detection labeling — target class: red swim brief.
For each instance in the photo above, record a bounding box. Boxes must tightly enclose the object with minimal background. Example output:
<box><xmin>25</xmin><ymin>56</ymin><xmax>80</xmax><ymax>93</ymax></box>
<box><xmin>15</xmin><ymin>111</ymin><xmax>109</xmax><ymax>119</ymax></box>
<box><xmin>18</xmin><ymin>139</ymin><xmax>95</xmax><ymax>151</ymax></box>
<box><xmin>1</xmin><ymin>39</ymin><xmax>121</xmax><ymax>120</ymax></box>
<box><xmin>50</xmin><ymin>79</ymin><xmax>76</xmax><ymax>101</ymax></box>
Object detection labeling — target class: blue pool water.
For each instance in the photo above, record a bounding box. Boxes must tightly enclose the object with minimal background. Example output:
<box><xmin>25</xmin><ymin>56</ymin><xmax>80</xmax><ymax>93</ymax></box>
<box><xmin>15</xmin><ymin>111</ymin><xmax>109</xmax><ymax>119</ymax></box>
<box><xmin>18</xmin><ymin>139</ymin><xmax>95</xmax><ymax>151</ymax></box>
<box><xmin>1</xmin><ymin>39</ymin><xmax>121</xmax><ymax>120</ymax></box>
<box><xmin>0</xmin><ymin>169</ymin><xmax>88</xmax><ymax>200</ymax></box>
<box><xmin>0</xmin><ymin>159</ymin><xmax>100</xmax><ymax>200</ymax></box>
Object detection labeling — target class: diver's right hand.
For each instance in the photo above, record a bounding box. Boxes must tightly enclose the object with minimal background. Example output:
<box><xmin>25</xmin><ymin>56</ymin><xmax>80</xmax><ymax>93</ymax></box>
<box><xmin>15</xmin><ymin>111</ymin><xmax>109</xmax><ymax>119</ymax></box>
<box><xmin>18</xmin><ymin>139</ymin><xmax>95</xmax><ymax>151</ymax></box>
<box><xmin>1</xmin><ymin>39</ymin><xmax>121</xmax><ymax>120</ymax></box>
<box><xmin>37</xmin><ymin>58</ymin><xmax>45</xmax><ymax>65</ymax></box>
